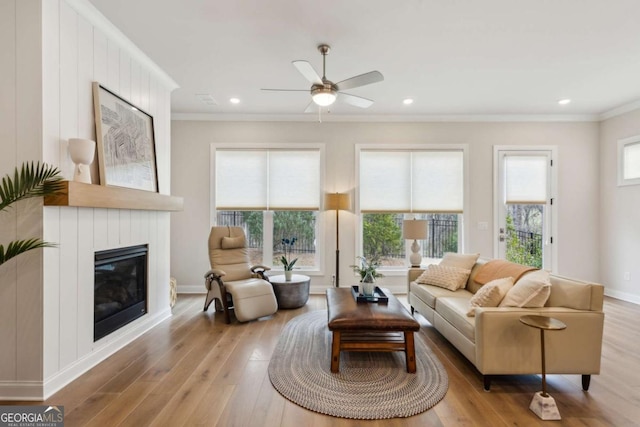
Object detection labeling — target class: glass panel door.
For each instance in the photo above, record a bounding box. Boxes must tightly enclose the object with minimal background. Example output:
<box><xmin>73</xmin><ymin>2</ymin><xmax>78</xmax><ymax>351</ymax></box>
<box><xmin>496</xmin><ymin>149</ymin><xmax>553</xmax><ymax>269</ymax></box>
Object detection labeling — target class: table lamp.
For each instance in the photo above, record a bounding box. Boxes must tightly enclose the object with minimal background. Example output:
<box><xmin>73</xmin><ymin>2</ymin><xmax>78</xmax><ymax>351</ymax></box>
<box><xmin>403</xmin><ymin>219</ymin><xmax>428</xmax><ymax>267</ymax></box>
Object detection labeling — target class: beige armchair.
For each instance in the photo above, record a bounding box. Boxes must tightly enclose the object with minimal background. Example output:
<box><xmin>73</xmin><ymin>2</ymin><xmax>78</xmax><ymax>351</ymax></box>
<box><xmin>204</xmin><ymin>226</ymin><xmax>278</xmax><ymax>323</ymax></box>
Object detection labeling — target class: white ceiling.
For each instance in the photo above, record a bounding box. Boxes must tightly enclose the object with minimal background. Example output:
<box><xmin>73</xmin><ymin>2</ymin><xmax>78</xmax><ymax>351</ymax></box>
<box><xmin>88</xmin><ymin>0</ymin><xmax>640</xmax><ymax>119</ymax></box>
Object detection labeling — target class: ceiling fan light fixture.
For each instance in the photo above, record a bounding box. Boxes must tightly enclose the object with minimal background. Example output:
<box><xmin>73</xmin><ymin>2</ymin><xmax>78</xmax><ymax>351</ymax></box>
<box><xmin>311</xmin><ymin>87</ymin><xmax>337</xmax><ymax>106</ymax></box>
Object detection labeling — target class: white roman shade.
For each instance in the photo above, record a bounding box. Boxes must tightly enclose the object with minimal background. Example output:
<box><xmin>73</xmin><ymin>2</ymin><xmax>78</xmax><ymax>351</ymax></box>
<box><xmin>504</xmin><ymin>155</ymin><xmax>548</xmax><ymax>204</ymax></box>
<box><xmin>215</xmin><ymin>149</ymin><xmax>320</xmax><ymax>210</ymax></box>
<box><xmin>360</xmin><ymin>150</ymin><xmax>464</xmax><ymax>213</ymax></box>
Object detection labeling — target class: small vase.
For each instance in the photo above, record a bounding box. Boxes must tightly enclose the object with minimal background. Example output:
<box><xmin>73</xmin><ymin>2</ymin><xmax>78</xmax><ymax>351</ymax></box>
<box><xmin>284</xmin><ymin>270</ymin><xmax>293</xmax><ymax>281</ymax></box>
<box><xmin>361</xmin><ymin>271</ymin><xmax>375</xmax><ymax>296</ymax></box>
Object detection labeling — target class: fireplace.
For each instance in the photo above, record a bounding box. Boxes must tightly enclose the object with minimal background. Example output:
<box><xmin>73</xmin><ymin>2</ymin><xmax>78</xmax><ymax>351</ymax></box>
<box><xmin>94</xmin><ymin>245</ymin><xmax>148</xmax><ymax>341</ymax></box>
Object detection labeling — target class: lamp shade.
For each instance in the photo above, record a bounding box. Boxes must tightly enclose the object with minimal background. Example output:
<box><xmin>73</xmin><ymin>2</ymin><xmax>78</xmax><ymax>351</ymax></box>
<box><xmin>402</xmin><ymin>219</ymin><xmax>427</xmax><ymax>240</ymax></box>
<box><xmin>325</xmin><ymin>192</ymin><xmax>350</xmax><ymax>211</ymax></box>
<box><xmin>312</xmin><ymin>88</ymin><xmax>337</xmax><ymax>107</ymax></box>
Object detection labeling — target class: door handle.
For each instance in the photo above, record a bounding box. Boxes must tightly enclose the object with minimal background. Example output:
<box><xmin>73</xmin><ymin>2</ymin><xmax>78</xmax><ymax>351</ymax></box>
<box><xmin>499</xmin><ymin>227</ymin><xmax>505</xmax><ymax>242</ymax></box>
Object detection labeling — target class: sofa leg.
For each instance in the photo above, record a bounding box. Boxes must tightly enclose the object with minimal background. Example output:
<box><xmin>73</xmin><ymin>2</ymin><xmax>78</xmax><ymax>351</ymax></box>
<box><xmin>411</xmin><ymin>306</ymin><xmax>414</xmax><ymax>315</ymax></box>
<box><xmin>582</xmin><ymin>374</ymin><xmax>591</xmax><ymax>391</ymax></box>
<box><xmin>483</xmin><ymin>375</ymin><xmax>492</xmax><ymax>391</ymax></box>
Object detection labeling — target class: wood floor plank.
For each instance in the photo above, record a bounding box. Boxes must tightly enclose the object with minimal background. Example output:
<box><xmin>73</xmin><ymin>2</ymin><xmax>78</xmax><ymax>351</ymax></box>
<box><xmin>9</xmin><ymin>293</ymin><xmax>638</xmax><ymax>426</ymax></box>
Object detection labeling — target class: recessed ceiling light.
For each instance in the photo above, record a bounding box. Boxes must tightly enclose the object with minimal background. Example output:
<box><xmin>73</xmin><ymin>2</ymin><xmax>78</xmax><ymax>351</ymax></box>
<box><xmin>558</xmin><ymin>98</ymin><xmax>571</xmax><ymax>105</ymax></box>
<box><xmin>403</xmin><ymin>98</ymin><xmax>414</xmax><ymax>105</ymax></box>
<box><xmin>230</xmin><ymin>97</ymin><xmax>240</xmax><ymax>104</ymax></box>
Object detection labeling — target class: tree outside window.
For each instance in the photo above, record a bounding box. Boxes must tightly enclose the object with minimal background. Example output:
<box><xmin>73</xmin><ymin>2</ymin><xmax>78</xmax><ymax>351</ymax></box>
<box><xmin>362</xmin><ymin>213</ymin><xmax>459</xmax><ymax>267</ymax></box>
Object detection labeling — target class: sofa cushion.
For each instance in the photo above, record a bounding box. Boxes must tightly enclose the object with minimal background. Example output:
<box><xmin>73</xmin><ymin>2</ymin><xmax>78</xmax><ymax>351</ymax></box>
<box><xmin>436</xmin><ymin>297</ymin><xmax>476</xmax><ymax>343</ymax></box>
<box><xmin>410</xmin><ymin>281</ymin><xmax>473</xmax><ymax>308</ymax></box>
<box><xmin>415</xmin><ymin>264</ymin><xmax>471</xmax><ymax>291</ymax></box>
<box><xmin>440</xmin><ymin>252</ymin><xmax>480</xmax><ymax>270</ymax></box>
<box><xmin>499</xmin><ymin>270</ymin><xmax>551</xmax><ymax>308</ymax></box>
<box><xmin>473</xmin><ymin>259</ymin><xmax>537</xmax><ymax>285</ymax></box>
<box><xmin>547</xmin><ymin>275</ymin><xmax>599</xmax><ymax>310</ymax></box>
<box><xmin>467</xmin><ymin>277</ymin><xmax>514</xmax><ymax>316</ymax></box>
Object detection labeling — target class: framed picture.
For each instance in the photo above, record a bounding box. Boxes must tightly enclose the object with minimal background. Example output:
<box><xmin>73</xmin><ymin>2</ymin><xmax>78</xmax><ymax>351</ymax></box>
<box><xmin>92</xmin><ymin>82</ymin><xmax>158</xmax><ymax>192</ymax></box>
<box><xmin>617</xmin><ymin>134</ymin><xmax>640</xmax><ymax>187</ymax></box>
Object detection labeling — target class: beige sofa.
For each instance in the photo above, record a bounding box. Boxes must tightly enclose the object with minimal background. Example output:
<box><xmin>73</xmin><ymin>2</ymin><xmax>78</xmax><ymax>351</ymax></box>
<box><xmin>408</xmin><ymin>259</ymin><xmax>605</xmax><ymax>391</ymax></box>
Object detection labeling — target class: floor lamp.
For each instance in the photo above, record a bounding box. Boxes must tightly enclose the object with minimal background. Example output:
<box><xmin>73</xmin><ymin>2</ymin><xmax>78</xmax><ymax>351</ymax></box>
<box><xmin>326</xmin><ymin>192</ymin><xmax>350</xmax><ymax>287</ymax></box>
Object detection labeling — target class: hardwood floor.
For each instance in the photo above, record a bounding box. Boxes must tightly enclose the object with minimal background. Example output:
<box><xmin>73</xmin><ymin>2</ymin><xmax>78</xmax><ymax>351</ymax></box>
<box><xmin>4</xmin><ymin>294</ymin><xmax>640</xmax><ymax>426</ymax></box>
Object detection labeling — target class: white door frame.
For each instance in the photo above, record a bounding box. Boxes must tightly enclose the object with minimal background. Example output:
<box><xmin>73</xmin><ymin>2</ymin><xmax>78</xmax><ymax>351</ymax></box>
<box><xmin>493</xmin><ymin>146</ymin><xmax>558</xmax><ymax>272</ymax></box>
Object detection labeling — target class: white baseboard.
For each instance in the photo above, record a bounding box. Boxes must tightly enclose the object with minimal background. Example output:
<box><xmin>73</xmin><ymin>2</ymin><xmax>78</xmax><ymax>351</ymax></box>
<box><xmin>604</xmin><ymin>289</ymin><xmax>640</xmax><ymax>305</ymax></box>
<box><xmin>0</xmin><ymin>381</ymin><xmax>45</xmax><ymax>401</ymax></box>
<box><xmin>41</xmin><ymin>308</ymin><xmax>172</xmax><ymax>400</ymax></box>
<box><xmin>179</xmin><ymin>285</ymin><xmax>206</xmax><ymax>294</ymax></box>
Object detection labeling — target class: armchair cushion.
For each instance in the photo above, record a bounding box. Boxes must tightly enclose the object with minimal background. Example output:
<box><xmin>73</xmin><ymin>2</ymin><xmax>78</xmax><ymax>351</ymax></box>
<box><xmin>221</xmin><ymin>235</ymin><xmax>246</xmax><ymax>249</ymax></box>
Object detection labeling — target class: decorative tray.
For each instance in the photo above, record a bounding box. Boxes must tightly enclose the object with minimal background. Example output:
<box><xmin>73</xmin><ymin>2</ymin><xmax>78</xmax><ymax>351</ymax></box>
<box><xmin>351</xmin><ymin>286</ymin><xmax>389</xmax><ymax>304</ymax></box>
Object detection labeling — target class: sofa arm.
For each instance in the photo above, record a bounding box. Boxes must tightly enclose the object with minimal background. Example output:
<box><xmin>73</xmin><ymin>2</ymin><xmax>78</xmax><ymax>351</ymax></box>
<box><xmin>407</xmin><ymin>268</ymin><xmax>425</xmax><ymax>293</ymax></box>
<box><xmin>474</xmin><ymin>308</ymin><xmax>604</xmax><ymax>376</ymax></box>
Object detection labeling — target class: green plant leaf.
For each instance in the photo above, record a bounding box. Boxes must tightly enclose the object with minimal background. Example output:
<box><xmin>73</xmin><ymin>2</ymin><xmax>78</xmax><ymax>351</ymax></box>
<box><xmin>0</xmin><ymin>161</ymin><xmax>64</xmax><ymax>212</ymax></box>
<box><xmin>0</xmin><ymin>238</ymin><xmax>56</xmax><ymax>266</ymax></box>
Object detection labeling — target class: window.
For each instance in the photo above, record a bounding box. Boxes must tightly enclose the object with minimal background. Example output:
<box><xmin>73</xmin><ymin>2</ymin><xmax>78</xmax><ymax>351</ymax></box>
<box><xmin>362</xmin><ymin>213</ymin><xmax>459</xmax><ymax>267</ymax></box>
<box><xmin>618</xmin><ymin>135</ymin><xmax>640</xmax><ymax>186</ymax></box>
<box><xmin>357</xmin><ymin>146</ymin><xmax>466</xmax><ymax>268</ymax></box>
<box><xmin>213</xmin><ymin>147</ymin><xmax>323</xmax><ymax>270</ymax></box>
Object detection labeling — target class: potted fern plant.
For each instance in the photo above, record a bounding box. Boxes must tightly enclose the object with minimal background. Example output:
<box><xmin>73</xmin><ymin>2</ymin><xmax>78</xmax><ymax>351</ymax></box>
<box><xmin>0</xmin><ymin>162</ymin><xmax>64</xmax><ymax>266</ymax></box>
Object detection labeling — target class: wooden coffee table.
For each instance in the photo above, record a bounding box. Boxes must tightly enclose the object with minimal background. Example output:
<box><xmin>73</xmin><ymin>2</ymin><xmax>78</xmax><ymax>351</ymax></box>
<box><xmin>326</xmin><ymin>287</ymin><xmax>420</xmax><ymax>373</ymax></box>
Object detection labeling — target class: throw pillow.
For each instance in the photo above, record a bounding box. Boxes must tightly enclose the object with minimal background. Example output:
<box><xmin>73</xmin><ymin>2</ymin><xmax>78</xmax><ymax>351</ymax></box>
<box><xmin>467</xmin><ymin>276</ymin><xmax>514</xmax><ymax>316</ymax></box>
<box><xmin>221</xmin><ymin>235</ymin><xmax>245</xmax><ymax>249</ymax></box>
<box><xmin>440</xmin><ymin>252</ymin><xmax>480</xmax><ymax>271</ymax></box>
<box><xmin>415</xmin><ymin>264</ymin><xmax>471</xmax><ymax>291</ymax></box>
<box><xmin>499</xmin><ymin>269</ymin><xmax>552</xmax><ymax>308</ymax></box>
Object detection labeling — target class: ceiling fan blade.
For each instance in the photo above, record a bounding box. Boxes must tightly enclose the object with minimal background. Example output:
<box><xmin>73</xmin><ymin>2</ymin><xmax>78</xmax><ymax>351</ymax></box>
<box><xmin>304</xmin><ymin>101</ymin><xmax>316</xmax><ymax>113</ymax></box>
<box><xmin>335</xmin><ymin>71</ymin><xmax>384</xmax><ymax>91</ymax></box>
<box><xmin>292</xmin><ymin>60</ymin><xmax>323</xmax><ymax>85</ymax></box>
<box><xmin>339</xmin><ymin>92</ymin><xmax>374</xmax><ymax>109</ymax></box>
<box><xmin>261</xmin><ymin>88</ymin><xmax>309</xmax><ymax>92</ymax></box>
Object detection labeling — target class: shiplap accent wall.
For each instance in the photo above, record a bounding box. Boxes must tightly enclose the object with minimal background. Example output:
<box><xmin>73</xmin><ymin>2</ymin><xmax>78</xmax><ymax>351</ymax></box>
<box><xmin>0</xmin><ymin>0</ymin><xmax>177</xmax><ymax>400</ymax></box>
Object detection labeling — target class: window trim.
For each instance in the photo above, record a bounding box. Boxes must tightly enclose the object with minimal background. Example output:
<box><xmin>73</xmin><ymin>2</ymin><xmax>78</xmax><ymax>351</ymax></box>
<box><xmin>618</xmin><ymin>135</ymin><xmax>640</xmax><ymax>187</ymax></box>
<box><xmin>210</xmin><ymin>143</ymin><xmax>326</xmax><ymax>275</ymax></box>
<box><xmin>355</xmin><ymin>143</ymin><xmax>469</xmax><ymax>272</ymax></box>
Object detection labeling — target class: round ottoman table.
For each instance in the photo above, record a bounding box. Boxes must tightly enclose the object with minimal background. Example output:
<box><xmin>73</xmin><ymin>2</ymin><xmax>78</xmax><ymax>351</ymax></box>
<box><xmin>269</xmin><ymin>274</ymin><xmax>310</xmax><ymax>309</ymax></box>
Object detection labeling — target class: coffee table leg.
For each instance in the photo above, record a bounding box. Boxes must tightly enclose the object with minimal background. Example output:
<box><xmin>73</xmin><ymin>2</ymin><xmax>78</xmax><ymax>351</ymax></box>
<box><xmin>331</xmin><ymin>331</ymin><xmax>341</xmax><ymax>373</ymax></box>
<box><xmin>404</xmin><ymin>331</ymin><xmax>416</xmax><ymax>373</ymax></box>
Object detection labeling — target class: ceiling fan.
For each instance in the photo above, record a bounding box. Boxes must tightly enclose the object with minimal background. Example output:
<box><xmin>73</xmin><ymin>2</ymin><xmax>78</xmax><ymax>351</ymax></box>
<box><xmin>262</xmin><ymin>44</ymin><xmax>384</xmax><ymax>112</ymax></box>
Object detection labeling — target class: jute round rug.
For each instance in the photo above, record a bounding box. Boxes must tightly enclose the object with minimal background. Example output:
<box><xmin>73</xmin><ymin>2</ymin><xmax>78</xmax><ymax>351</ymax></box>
<box><xmin>268</xmin><ymin>310</ymin><xmax>448</xmax><ymax>419</ymax></box>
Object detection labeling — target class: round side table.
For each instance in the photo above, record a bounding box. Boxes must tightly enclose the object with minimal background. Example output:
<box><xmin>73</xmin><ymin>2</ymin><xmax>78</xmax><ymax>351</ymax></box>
<box><xmin>269</xmin><ymin>274</ymin><xmax>310</xmax><ymax>309</ymax></box>
<box><xmin>519</xmin><ymin>314</ymin><xmax>567</xmax><ymax>421</ymax></box>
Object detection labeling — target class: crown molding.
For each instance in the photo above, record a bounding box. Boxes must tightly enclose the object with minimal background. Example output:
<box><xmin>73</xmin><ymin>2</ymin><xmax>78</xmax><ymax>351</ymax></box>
<box><xmin>65</xmin><ymin>0</ymin><xmax>179</xmax><ymax>91</ymax></box>
<box><xmin>171</xmin><ymin>112</ymin><xmax>599</xmax><ymax>123</ymax></box>
<box><xmin>599</xmin><ymin>99</ymin><xmax>640</xmax><ymax>121</ymax></box>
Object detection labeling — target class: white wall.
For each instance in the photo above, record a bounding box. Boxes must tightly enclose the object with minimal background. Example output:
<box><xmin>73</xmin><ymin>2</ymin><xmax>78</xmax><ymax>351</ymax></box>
<box><xmin>0</xmin><ymin>0</ymin><xmax>177</xmax><ymax>400</ymax></box>
<box><xmin>599</xmin><ymin>110</ymin><xmax>640</xmax><ymax>303</ymax></box>
<box><xmin>171</xmin><ymin>120</ymin><xmax>600</xmax><ymax>295</ymax></box>
<box><xmin>0</xmin><ymin>0</ymin><xmax>47</xmax><ymax>397</ymax></box>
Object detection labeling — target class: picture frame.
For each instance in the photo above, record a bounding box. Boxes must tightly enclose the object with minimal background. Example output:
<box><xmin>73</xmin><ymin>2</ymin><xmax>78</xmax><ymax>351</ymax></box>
<box><xmin>92</xmin><ymin>82</ymin><xmax>159</xmax><ymax>192</ymax></box>
<box><xmin>617</xmin><ymin>134</ymin><xmax>640</xmax><ymax>187</ymax></box>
